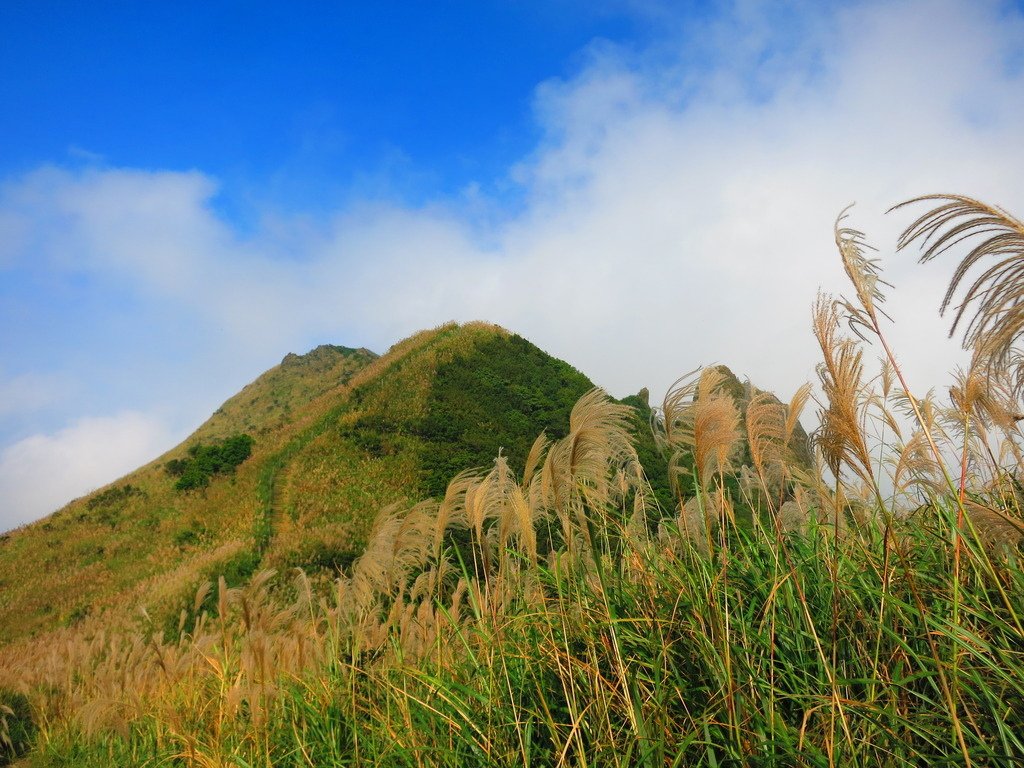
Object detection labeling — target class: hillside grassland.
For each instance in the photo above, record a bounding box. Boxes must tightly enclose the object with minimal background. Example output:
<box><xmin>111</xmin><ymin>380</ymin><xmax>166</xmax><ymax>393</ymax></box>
<box><xmin>0</xmin><ymin>345</ymin><xmax>378</xmax><ymax>643</ymax></box>
<box><xmin>2</xmin><ymin>195</ymin><xmax>1024</xmax><ymax>766</ymax></box>
<box><xmin>0</xmin><ymin>321</ymin><xmax>608</xmax><ymax>647</ymax></box>
<box><xmin>259</xmin><ymin>323</ymin><xmax>601</xmax><ymax>575</ymax></box>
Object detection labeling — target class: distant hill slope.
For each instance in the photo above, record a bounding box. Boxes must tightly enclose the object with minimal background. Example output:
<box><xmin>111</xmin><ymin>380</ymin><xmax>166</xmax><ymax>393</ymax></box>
<box><xmin>194</xmin><ymin>344</ymin><xmax>379</xmax><ymax>441</ymax></box>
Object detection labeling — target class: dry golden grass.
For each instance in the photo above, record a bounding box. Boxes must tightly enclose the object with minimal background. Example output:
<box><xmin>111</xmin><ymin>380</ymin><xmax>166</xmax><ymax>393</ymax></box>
<box><xmin>812</xmin><ymin>296</ymin><xmax>877</xmax><ymax>492</ymax></box>
<box><xmin>655</xmin><ymin>368</ymin><xmax>739</xmax><ymax>494</ymax></box>
<box><xmin>835</xmin><ymin>204</ymin><xmax>892</xmax><ymax>334</ymax></box>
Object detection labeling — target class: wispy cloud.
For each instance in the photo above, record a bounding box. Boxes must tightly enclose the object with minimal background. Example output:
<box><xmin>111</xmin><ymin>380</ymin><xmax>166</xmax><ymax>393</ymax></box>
<box><xmin>2</xmin><ymin>0</ymin><xmax>1023</xmax><ymax>528</ymax></box>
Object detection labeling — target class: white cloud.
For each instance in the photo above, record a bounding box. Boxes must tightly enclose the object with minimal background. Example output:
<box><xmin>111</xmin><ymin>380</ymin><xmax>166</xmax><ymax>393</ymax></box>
<box><xmin>2</xmin><ymin>0</ymin><xmax>1024</xmax><ymax>524</ymax></box>
<box><xmin>0</xmin><ymin>412</ymin><xmax>174</xmax><ymax>532</ymax></box>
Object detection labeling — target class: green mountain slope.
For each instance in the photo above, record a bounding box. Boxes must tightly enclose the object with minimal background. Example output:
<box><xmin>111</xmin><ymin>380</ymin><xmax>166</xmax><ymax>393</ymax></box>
<box><xmin>257</xmin><ymin>323</ymin><xmax>597</xmax><ymax>574</ymax></box>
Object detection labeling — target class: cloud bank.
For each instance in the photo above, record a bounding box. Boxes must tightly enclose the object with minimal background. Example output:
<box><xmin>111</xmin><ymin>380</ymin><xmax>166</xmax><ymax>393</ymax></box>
<box><xmin>2</xmin><ymin>0</ymin><xmax>1024</xmax><ymax>528</ymax></box>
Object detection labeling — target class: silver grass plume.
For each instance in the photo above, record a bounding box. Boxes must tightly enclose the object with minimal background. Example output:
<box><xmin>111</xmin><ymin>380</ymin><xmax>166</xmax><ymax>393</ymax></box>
<box><xmin>893</xmin><ymin>194</ymin><xmax>1024</xmax><ymax>396</ymax></box>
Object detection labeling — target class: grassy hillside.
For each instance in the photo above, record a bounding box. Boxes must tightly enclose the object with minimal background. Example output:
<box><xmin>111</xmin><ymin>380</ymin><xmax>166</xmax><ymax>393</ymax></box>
<box><xmin>0</xmin><ymin>322</ymin><xmax>826</xmax><ymax>767</ymax></box>
<box><xmin>0</xmin><ymin>324</ymin><xmax>809</xmax><ymax>648</ymax></box>
<box><xmin>193</xmin><ymin>344</ymin><xmax>379</xmax><ymax>442</ymax></box>
<box><xmin>2</xmin><ymin>346</ymin><xmax>1021</xmax><ymax>766</ymax></box>
<box><xmin>258</xmin><ymin>323</ymin><xmax>598</xmax><ymax>575</ymax></box>
<box><xmin>0</xmin><ymin>325</ymin><xmax>612</xmax><ymax>645</ymax></box>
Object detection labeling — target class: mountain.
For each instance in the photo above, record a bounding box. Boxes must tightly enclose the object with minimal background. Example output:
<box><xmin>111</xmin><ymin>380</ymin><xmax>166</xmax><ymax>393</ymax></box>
<box><xmin>0</xmin><ymin>323</ymin><xmax>809</xmax><ymax>646</ymax></box>
<box><xmin>0</xmin><ymin>323</ymin><xmax>599</xmax><ymax>643</ymax></box>
<box><xmin>0</xmin><ymin>322</ymin><xmax>837</xmax><ymax>768</ymax></box>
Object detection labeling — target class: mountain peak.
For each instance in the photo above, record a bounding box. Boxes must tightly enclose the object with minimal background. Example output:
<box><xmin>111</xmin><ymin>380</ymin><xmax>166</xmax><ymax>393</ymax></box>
<box><xmin>280</xmin><ymin>344</ymin><xmax>378</xmax><ymax>368</ymax></box>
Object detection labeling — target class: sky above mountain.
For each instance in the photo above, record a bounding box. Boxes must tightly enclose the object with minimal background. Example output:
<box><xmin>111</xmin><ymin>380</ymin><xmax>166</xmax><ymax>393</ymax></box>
<box><xmin>2</xmin><ymin>0</ymin><xmax>1024</xmax><ymax>530</ymax></box>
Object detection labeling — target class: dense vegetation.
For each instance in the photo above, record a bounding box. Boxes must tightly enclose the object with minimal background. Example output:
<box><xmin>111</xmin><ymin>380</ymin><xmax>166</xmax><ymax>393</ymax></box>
<box><xmin>347</xmin><ymin>333</ymin><xmax>596</xmax><ymax>498</ymax></box>
<box><xmin>165</xmin><ymin>433</ymin><xmax>255</xmax><ymax>490</ymax></box>
<box><xmin>3</xmin><ymin>195</ymin><xmax>1024</xmax><ymax>766</ymax></box>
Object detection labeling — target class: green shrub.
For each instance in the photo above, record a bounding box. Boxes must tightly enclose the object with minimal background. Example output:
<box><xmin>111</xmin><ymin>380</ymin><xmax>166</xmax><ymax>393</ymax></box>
<box><xmin>163</xmin><ymin>458</ymin><xmax>189</xmax><ymax>477</ymax></box>
<box><xmin>166</xmin><ymin>434</ymin><xmax>255</xmax><ymax>491</ymax></box>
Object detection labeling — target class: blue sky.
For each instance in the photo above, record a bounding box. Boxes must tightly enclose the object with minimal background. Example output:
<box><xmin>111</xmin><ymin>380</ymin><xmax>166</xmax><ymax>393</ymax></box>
<box><xmin>1</xmin><ymin>2</ymin><xmax>665</xmax><ymax>210</ymax></box>
<box><xmin>2</xmin><ymin>0</ymin><xmax>1024</xmax><ymax>529</ymax></box>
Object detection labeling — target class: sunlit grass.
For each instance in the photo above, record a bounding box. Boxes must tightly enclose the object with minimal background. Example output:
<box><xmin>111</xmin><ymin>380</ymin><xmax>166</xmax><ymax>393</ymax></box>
<box><xmin>4</xmin><ymin>200</ymin><xmax>1024</xmax><ymax>766</ymax></box>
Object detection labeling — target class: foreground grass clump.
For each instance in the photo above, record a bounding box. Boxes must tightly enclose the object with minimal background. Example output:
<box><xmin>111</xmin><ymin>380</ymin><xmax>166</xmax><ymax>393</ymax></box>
<box><xmin>3</xmin><ymin>196</ymin><xmax>1024</xmax><ymax>766</ymax></box>
<box><xmin>10</xmin><ymin>490</ymin><xmax>1024</xmax><ymax>765</ymax></box>
<box><xmin>5</xmin><ymin>379</ymin><xmax>1024</xmax><ymax>767</ymax></box>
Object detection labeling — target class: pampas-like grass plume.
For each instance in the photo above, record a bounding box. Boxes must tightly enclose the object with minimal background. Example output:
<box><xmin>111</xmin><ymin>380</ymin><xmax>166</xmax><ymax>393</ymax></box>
<box><xmin>892</xmin><ymin>429</ymin><xmax>945</xmax><ymax>498</ymax></box>
<box><xmin>691</xmin><ymin>369</ymin><xmax>741</xmax><ymax>490</ymax></box>
<box><xmin>539</xmin><ymin>388</ymin><xmax>640</xmax><ymax>552</ymax></box>
<box><xmin>745</xmin><ymin>391</ymin><xmax>786</xmax><ymax>497</ymax></box>
<box><xmin>894</xmin><ymin>194</ymin><xmax>1024</xmax><ymax>395</ymax></box>
<box><xmin>812</xmin><ymin>295</ymin><xmax>877</xmax><ymax>490</ymax></box>
<box><xmin>835</xmin><ymin>204</ymin><xmax>892</xmax><ymax>335</ymax></box>
<box><xmin>654</xmin><ymin>368</ymin><xmax>741</xmax><ymax>496</ymax></box>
